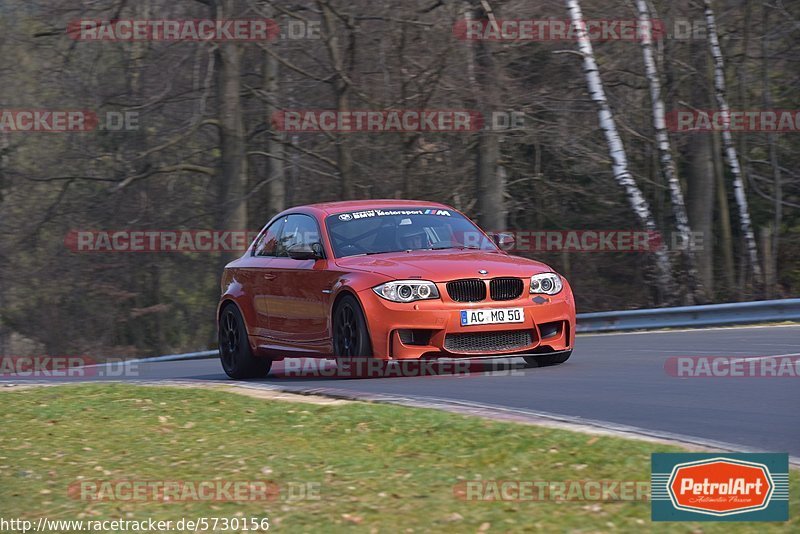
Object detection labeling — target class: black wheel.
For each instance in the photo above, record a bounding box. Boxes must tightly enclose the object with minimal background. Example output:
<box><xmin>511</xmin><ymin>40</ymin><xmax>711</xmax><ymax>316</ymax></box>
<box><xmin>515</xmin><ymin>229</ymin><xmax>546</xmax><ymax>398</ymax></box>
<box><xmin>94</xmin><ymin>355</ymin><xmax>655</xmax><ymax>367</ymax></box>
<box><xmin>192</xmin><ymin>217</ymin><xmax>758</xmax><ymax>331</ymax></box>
<box><xmin>333</xmin><ymin>295</ymin><xmax>372</xmax><ymax>358</ymax></box>
<box><xmin>219</xmin><ymin>304</ymin><xmax>271</xmax><ymax>379</ymax></box>
<box><xmin>523</xmin><ymin>350</ymin><xmax>572</xmax><ymax>368</ymax></box>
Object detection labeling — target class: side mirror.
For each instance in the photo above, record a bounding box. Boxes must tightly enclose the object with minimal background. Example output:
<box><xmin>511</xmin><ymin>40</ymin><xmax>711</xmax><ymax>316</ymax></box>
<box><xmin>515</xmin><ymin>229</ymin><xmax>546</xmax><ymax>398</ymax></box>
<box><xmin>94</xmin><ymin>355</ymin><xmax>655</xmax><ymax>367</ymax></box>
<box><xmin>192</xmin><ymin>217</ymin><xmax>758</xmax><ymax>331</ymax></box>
<box><xmin>287</xmin><ymin>242</ymin><xmax>324</xmax><ymax>260</ymax></box>
<box><xmin>492</xmin><ymin>232</ymin><xmax>516</xmax><ymax>249</ymax></box>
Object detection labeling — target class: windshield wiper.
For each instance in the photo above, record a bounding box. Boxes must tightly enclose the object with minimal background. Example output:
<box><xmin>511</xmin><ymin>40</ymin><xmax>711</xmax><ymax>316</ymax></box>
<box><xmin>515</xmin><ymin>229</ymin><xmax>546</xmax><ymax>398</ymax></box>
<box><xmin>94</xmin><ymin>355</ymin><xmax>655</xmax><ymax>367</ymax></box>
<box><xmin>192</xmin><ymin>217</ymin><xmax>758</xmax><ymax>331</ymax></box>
<box><xmin>428</xmin><ymin>244</ymin><xmax>483</xmax><ymax>251</ymax></box>
<box><xmin>346</xmin><ymin>250</ymin><xmax>404</xmax><ymax>257</ymax></box>
<box><xmin>347</xmin><ymin>246</ymin><xmax>485</xmax><ymax>257</ymax></box>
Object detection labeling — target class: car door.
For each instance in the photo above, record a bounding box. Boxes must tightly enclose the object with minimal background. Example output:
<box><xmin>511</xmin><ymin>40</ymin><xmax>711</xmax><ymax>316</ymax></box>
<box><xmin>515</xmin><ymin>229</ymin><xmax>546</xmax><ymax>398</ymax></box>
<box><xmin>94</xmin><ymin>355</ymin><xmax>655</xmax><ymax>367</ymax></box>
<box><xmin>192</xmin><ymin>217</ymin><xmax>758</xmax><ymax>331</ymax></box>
<box><xmin>248</xmin><ymin>218</ymin><xmax>284</xmax><ymax>337</ymax></box>
<box><xmin>265</xmin><ymin>214</ymin><xmax>337</xmax><ymax>345</ymax></box>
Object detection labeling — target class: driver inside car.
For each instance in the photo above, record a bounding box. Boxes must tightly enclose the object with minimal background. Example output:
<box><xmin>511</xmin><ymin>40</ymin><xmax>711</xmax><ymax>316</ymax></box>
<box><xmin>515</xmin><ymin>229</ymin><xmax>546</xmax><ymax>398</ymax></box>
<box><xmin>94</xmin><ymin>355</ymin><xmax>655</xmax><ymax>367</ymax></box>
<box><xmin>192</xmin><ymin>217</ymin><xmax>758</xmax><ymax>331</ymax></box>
<box><xmin>397</xmin><ymin>226</ymin><xmax>430</xmax><ymax>251</ymax></box>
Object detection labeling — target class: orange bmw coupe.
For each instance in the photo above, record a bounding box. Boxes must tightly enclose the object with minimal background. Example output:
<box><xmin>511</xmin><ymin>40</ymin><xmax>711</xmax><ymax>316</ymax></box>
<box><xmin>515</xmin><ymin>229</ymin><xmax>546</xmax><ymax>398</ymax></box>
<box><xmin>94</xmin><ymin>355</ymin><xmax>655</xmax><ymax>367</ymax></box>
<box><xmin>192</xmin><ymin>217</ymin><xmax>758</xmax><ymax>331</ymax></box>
<box><xmin>218</xmin><ymin>200</ymin><xmax>575</xmax><ymax>378</ymax></box>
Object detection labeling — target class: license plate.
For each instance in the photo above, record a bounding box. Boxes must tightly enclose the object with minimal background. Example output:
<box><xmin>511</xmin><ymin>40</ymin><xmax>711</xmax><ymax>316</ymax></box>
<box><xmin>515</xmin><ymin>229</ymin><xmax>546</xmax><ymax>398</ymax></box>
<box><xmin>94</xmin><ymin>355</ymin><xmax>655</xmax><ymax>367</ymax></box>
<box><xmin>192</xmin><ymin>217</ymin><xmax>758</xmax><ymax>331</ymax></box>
<box><xmin>460</xmin><ymin>307</ymin><xmax>524</xmax><ymax>326</ymax></box>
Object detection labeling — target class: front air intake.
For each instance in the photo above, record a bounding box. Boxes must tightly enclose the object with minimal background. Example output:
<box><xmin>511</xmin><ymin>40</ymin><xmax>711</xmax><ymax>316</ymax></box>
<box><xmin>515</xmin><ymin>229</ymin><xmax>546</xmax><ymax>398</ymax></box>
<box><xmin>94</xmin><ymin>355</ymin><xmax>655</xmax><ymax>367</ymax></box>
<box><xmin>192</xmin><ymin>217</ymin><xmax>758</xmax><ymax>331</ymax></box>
<box><xmin>444</xmin><ymin>330</ymin><xmax>534</xmax><ymax>353</ymax></box>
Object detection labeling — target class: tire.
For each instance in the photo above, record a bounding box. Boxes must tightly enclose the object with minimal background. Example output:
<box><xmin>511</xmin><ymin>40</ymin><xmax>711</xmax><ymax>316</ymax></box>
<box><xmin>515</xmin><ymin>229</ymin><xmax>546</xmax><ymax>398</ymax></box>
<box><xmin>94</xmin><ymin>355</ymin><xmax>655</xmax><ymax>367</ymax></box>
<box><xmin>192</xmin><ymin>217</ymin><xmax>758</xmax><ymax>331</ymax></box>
<box><xmin>218</xmin><ymin>304</ymin><xmax>272</xmax><ymax>379</ymax></box>
<box><xmin>332</xmin><ymin>294</ymin><xmax>373</xmax><ymax>359</ymax></box>
<box><xmin>523</xmin><ymin>350</ymin><xmax>572</xmax><ymax>368</ymax></box>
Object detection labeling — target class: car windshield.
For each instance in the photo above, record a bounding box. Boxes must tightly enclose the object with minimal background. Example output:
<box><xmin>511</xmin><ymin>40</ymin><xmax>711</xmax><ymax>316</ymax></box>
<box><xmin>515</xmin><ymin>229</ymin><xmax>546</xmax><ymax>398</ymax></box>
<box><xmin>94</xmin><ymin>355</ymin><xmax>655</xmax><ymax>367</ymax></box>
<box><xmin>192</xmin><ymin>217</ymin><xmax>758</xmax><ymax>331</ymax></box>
<box><xmin>326</xmin><ymin>207</ymin><xmax>498</xmax><ymax>258</ymax></box>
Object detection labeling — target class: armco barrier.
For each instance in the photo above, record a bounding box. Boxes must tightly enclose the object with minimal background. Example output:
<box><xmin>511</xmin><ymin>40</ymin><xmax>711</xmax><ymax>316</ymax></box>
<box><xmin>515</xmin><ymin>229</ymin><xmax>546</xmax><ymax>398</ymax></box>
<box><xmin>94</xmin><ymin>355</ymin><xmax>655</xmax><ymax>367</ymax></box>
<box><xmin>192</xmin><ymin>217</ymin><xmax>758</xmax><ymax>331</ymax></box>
<box><xmin>575</xmin><ymin>298</ymin><xmax>800</xmax><ymax>333</ymax></box>
<box><xmin>128</xmin><ymin>299</ymin><xmax>800</xmax><ymax>363</ymax></box>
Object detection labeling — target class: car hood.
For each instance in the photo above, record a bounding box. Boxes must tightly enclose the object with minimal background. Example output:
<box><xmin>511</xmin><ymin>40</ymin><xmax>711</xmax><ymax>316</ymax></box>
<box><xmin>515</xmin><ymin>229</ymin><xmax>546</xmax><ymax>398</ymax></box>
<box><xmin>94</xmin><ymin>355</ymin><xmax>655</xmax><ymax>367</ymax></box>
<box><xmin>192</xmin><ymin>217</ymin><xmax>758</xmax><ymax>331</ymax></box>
<box><xmin>334</xmin><ymin>250</ymin><xmax>553</xmax><ymax>282</ymax></box>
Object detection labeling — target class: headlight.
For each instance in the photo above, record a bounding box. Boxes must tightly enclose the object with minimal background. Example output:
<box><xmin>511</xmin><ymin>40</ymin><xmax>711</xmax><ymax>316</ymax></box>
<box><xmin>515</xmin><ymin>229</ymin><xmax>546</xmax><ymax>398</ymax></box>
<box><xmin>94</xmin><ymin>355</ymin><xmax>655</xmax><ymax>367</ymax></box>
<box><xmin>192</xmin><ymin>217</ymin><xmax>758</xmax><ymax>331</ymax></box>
<box><xmin>373</xmin><ymin>280</ymin><xmax>440</xmax><ymax>303</ymax></box>
<box><xmin>529</xmin><ymin>273</ymin><xmax>563</xmax><ymax>295</ymax></box>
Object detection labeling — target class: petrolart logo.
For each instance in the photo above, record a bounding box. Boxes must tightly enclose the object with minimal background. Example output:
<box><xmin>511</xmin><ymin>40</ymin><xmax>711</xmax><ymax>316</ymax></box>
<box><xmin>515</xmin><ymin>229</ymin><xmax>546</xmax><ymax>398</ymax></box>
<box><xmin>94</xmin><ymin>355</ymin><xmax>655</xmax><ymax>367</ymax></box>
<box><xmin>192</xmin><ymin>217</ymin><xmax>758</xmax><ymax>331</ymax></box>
<box><xmin>651</xmin><ymin>453</ymin><xmax>789</xmax><ymax>521</ymax></box>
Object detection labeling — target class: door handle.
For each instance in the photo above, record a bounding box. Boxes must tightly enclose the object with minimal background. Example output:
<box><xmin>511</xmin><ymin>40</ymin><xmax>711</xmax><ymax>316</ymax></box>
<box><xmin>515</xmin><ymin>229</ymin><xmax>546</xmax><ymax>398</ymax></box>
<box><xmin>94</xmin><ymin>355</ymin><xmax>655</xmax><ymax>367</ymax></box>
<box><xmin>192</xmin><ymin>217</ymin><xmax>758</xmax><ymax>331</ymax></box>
<box><xmin>263</xmin><ymin>274</ymin><xmax>276</xmax><ymax>281</ymax></box>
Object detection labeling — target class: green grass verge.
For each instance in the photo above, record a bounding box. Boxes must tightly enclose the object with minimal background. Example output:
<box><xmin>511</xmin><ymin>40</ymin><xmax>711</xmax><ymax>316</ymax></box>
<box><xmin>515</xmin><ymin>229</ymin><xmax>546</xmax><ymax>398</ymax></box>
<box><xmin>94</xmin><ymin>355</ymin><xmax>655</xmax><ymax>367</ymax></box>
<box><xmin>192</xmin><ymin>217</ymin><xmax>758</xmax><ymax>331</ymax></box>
<box><xmin>0</xmin><ymin>384</ymin><xmax>796</xmax><ymax>533</ymax></box>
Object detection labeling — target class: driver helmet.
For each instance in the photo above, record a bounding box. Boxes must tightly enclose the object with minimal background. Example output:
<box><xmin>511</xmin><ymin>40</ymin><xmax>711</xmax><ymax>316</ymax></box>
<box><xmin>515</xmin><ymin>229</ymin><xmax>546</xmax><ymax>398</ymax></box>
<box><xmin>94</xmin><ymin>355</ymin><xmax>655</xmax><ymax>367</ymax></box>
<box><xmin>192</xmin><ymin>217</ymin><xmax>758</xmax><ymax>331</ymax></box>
<box><xmin>398</xmin><ymin>226</ymin><xmax>429</xmax><ymax>250</ymax></box>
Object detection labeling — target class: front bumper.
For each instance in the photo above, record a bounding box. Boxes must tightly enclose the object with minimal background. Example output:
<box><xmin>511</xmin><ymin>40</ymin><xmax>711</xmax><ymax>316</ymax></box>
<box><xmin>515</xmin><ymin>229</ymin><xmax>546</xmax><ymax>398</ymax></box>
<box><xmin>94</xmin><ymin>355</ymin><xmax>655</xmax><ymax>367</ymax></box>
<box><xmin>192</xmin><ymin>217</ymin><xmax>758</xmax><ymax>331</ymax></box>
<box><xmin>356</xmin><ymin>281</ymin><xmax>576</xmax><ymax>360</ymax></box>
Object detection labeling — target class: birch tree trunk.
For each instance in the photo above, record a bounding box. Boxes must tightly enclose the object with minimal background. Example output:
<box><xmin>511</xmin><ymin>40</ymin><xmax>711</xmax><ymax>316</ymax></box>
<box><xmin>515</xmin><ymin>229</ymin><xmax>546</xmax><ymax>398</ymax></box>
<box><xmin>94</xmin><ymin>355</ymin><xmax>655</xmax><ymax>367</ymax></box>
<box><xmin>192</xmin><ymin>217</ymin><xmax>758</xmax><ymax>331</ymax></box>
<box><xmin>712</xmin><ymin>129</ymin><xmax>736</xmax><ymax>293</ymax></box>
<box><xmin>635</xmin><ymin>0</ymin><xmax>701</xmax><ymax>303</ymax></box>
<box><xmin>703</xmin><ymin>0</ymin><xmax>762</xmax><ymax>281</ymax></box>
<box><xmin>565</xmin><ymin>0</ymin><xmax>675</xmax><ymax>296</ymax></box>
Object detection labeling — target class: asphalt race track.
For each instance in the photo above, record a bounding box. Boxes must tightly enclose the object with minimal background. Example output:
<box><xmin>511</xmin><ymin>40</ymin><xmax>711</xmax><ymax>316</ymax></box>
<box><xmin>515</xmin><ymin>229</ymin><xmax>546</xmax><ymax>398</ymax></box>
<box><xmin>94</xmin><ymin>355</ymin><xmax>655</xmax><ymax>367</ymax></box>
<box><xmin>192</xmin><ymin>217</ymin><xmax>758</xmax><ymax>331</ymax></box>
<box><xmin>4</xmin><ymin>325</ymin><xmax>799</xmax><ymax>458</ymax></box>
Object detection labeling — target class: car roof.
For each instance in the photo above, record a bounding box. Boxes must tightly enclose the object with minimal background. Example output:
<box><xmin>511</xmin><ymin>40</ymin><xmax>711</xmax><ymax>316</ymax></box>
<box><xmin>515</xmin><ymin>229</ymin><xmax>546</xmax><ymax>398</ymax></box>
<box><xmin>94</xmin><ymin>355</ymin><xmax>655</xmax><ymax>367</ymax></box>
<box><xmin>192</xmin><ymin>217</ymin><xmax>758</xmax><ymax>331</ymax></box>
<box><xmin>301</xmin><ymin>199</ymin><xmax>453</xmax><ymax>216</ymax></box>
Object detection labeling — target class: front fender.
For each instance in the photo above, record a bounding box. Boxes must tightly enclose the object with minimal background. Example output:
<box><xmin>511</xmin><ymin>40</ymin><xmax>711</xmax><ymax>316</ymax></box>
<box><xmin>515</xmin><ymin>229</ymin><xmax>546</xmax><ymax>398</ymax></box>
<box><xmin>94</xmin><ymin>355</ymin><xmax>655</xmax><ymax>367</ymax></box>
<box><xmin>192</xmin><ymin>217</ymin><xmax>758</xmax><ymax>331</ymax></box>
<box><xmin>217</xmin><ymin>270</ymin><xmax>258</xmax><ymax>346</ymax></box>
<box><xmin>327</xmin><ymin>271</ymin><xmax>393</xmax><ymax>355</ymax></box>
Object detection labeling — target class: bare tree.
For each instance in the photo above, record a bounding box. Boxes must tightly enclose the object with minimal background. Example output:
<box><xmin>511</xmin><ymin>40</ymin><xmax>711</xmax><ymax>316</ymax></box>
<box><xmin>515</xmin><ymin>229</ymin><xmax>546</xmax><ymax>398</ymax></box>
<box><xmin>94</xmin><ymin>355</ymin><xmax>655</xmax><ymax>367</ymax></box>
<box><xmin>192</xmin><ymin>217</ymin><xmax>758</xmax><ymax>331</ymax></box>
<box><xmin>761</xmin><ymin>2</ymin><xmax>781</xmax><ymax>296</ymax></box>
<box><xmin>216</xmin><ymin>0</ymin><xmax>249</xmax><ymax>261</ymax></box>
<box><xmin>263</xmin><ymin>47</ymin><xmax>286</xmax><ymax>217</ymax></box>
<box><xmin>565</xmin><ymin>0</ymin><xmax>675</xmax><ymax>297</ymax></box>
<box><xmin>703</xmin><ymin>0</ymin><xmax>762</xmax><ymax>282</ymax></box>
<box><xmin>467</xmin><ymin>0</ymin><xmax>506</xmax><ymax>231</ymax></box>
<box><xmin>319</xmin><ymin>0</ymin><xmax>356</xmax><ymax>199</ymax></box>
<box><xmin>635</xmin><ymin>0</ymin><xmax>700</xmax><ymax>302</ymax></box>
